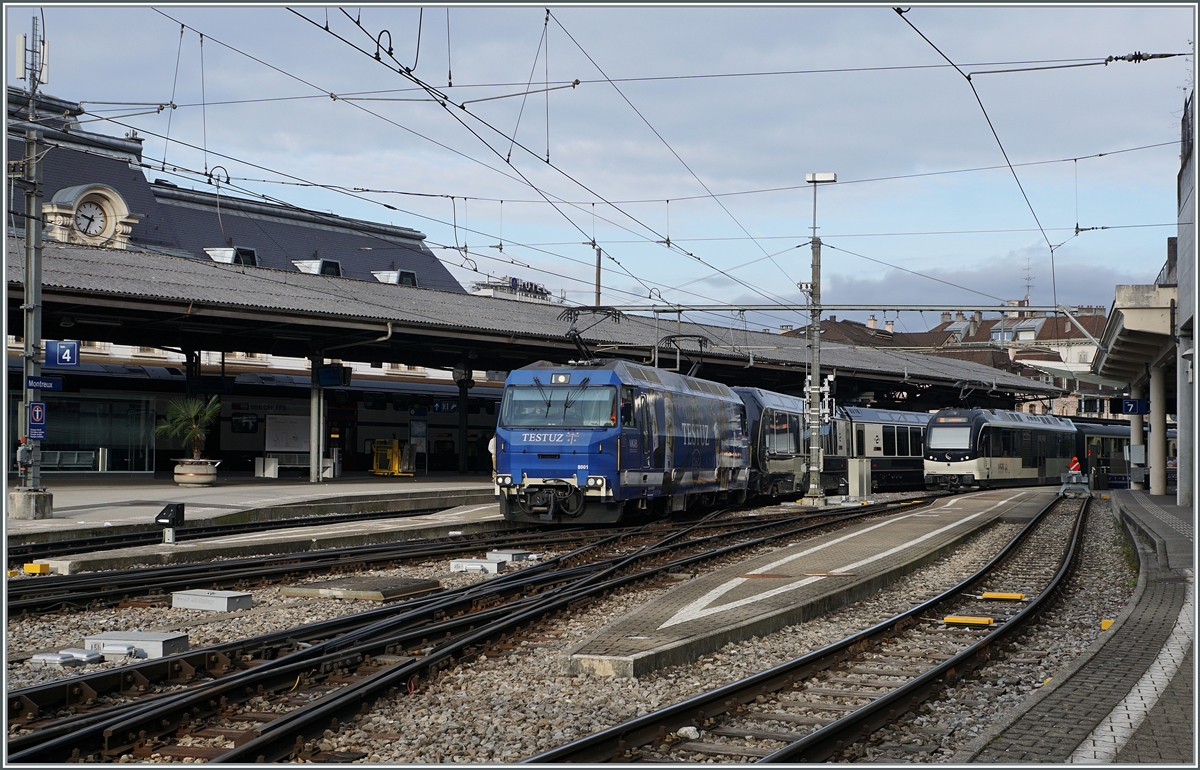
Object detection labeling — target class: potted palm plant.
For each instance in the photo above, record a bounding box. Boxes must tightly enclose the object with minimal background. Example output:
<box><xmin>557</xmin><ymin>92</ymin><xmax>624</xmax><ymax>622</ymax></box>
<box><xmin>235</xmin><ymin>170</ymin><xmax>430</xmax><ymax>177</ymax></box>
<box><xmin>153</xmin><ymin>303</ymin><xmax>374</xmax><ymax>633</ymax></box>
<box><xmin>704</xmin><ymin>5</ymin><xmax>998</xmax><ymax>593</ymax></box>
<box><xmin>156</xmin><ymin>395</ymin><xmax>222</xmax><ymax>486</ymax></box>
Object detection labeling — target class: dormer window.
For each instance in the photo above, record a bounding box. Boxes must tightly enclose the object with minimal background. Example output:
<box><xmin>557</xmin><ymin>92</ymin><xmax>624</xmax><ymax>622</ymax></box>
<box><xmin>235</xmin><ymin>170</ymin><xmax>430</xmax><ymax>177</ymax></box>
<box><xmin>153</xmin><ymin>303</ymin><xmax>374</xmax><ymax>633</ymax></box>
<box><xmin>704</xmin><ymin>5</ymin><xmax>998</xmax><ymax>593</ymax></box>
<box><xmin>205</xmin><ymin>247</ymin><xmax>257</xmax><ymax>266</ymax></box>
<box><xmin>292</xmin><ymin>259</ymin><xmax>342</xmax><ymax>276</ymax></box>
<box><xmin>371</xmin><ymin>269</ymin><xmax>419</xmax><ymax>287</ymax></box>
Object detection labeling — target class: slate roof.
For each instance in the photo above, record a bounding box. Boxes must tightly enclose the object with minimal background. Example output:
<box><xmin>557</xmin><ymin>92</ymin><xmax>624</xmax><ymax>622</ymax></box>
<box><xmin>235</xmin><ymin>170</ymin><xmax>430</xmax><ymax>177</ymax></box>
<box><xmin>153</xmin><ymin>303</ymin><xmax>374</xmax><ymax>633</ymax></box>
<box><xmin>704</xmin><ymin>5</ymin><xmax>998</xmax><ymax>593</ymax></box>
<box><xmin>7</xmin><ymin>237</ymin><xmax>1060</xmax><ymax>397</ymax></box>
<box><xmin>8</xmin><ymin>88</ymin><xmax>466</xmax><ymax>293</ymax></box>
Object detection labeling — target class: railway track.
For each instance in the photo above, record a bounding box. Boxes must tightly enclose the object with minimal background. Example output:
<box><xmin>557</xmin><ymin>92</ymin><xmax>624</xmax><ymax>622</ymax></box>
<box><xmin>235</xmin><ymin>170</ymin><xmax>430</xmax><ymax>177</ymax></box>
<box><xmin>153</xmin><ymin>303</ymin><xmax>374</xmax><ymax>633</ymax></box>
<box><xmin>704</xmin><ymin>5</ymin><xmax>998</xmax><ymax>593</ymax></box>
<box><xmin>6</xmin><ymin>505</ymin><xmax>467</xmax><ymax>562</ymax></box>
<box><xmin>7</xmin><ymin>498</ymin><xmax>932</xmax><ymax>762</ymax></box>
<box><xmin>525</xmin><ymin>493</ymin><xmax>1088</xmax><ymax>763</ymax></box>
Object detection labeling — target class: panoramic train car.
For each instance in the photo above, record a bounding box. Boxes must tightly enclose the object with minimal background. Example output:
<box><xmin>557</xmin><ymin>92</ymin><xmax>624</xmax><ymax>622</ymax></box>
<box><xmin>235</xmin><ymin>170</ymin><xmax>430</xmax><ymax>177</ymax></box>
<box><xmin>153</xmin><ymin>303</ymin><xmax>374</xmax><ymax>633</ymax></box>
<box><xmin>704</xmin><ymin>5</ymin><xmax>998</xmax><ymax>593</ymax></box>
<box><xmin>495</xmin><ymin>360</ymin><xmax>750</xmax><ymax>525</ymax></box>
<box><xmin>1072</xmin><ymin>420</ymin><xmax>1179</xmax><ymax>489</ymax></box>
<box><xmin>826</xmin><ymin>406</ymin><xmax>931</xmax><ymax>493</ymax></box>
<box><xmin>924</xmin><ymin>407</ymin><xmax>1076</xmax><ymax>490</ymax></box>
<box><xmin>731</xmin><ymin>387</ymin><xmax>808</xmax><ymax>498</ymax></box>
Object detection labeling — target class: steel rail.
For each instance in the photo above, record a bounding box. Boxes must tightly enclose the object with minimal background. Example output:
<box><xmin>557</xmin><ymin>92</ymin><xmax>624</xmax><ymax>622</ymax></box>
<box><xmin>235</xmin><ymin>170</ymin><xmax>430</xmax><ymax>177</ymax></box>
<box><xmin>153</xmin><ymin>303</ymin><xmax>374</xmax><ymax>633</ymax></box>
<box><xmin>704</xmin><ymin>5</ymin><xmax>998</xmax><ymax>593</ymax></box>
<box><xmin>523</xmin><ymin>492</ymin><xmax>1070</xmax><ymax>763</ymax></box>
<box><xmin>759</xmin><ymin>496</ymin><xmax>1089</xmax><ymax>762</ymax></box>
<box><xmin>7</xmin><ymin>504</ymin><xmax>456</xmax><ymax>561</ymax></box>
<box><xmin>6</xmin><ymin>529</ymin><xmax>611</xmax><ymax>613</ymax></box>
<box><xmin>208</xmin><ymin>500</ymin><xmax>937</xmax><ymax>763</ymax></box>
<box><xmin>10</xmin><ymin>499</ymin><xmax>924</xmax><ymax>762</ymax></box>
<box><xmin>7</xmin><ymin>528</ymin><xmax>631</xmax><ymax>763</ymax></box>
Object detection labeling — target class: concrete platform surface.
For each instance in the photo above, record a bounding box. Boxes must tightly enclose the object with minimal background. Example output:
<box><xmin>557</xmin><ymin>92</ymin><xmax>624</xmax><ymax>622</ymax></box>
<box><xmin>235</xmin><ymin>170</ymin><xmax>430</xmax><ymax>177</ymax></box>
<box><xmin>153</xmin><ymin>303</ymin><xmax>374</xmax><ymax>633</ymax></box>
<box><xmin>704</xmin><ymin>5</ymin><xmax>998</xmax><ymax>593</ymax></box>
<box><xmin>566</xmin><ymin>488</ymin><xmax>1053</xmax><ymax>678</ymax></box>
<box><xmin>5</xmin><ymin>474</ymin><xmax>496</xmax><ymax>544</ymax></box>
<box><xmin>41</xmin><ymin>501</ymin><xmax>506</xmax><ymax>574</ymax></box>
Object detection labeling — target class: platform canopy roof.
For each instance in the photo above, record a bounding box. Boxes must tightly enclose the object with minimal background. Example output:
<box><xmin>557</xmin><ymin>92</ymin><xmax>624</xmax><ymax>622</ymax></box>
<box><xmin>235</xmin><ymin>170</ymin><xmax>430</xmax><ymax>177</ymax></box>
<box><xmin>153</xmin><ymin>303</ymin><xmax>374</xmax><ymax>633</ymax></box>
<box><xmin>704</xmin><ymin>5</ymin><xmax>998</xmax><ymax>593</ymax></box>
<box><xmin>1093</xmin><ymin>284</ymin><xmax>1179</xmax><ymax>394</ymax></box>
<box><xmin>7</xmin><ymin>237</ymin><xmax>1062</xmax><ymax>409</ymax></box>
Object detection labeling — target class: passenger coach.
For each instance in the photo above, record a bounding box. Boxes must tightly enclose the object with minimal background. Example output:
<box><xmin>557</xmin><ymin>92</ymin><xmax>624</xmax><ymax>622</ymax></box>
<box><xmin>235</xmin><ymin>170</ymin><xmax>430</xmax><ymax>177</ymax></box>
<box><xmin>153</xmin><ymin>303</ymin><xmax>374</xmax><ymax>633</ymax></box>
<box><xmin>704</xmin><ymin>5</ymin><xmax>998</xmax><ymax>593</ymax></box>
<box><xmin>924</xmin><ymin>408</ymin><xmax>1075</xmax><ymax>490</ymax></box>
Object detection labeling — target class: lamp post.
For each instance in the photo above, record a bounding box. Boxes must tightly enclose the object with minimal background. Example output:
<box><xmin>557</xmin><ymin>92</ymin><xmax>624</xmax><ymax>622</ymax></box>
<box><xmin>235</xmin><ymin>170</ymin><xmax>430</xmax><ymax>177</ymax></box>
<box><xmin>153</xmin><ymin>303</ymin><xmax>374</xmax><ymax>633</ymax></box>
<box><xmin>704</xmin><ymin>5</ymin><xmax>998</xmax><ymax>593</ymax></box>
<box><xmin>803</xmin><ymin>172</ymin><xmax>836</xmax><ymax>506</ymax></box>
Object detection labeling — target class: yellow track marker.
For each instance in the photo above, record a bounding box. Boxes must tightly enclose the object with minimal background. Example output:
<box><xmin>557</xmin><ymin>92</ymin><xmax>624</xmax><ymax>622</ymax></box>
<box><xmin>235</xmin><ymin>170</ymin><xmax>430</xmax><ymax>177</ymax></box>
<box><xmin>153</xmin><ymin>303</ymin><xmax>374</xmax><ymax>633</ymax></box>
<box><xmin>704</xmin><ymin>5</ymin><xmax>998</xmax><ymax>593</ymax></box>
<box><xmin>1101</xmin><ymin>619</ymin><xmax>1114</xmax><ymax>630</ymax></box>
<box><xmin>23</xmin><ymin>563</ymin><xmax>50</xmax><ymax>575</ymax></box>
<box><xmin>6</xmin><ymin>570</ymin><xmax>17</xmax><ymax>577</ymax></box>
<box><xmin>943</xmin><ymin>615</ymin><xmax>993</xmax><ymax>626</ymax></box>
<box><xmin>982</xmin><ymin>592</ymin><xmax>1026</xmax><ymax>600</ymax></box>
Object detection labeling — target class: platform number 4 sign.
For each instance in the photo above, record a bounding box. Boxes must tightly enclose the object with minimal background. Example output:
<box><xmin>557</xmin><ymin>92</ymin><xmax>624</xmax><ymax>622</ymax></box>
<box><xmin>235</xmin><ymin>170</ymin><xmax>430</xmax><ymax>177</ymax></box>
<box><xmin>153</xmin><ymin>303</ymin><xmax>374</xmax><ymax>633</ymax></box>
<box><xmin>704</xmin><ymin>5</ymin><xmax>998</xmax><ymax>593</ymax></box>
<box><xmin>46</xmin><ymin>340</ymin><xmax>79</xmax><ymax>367</ymax></box>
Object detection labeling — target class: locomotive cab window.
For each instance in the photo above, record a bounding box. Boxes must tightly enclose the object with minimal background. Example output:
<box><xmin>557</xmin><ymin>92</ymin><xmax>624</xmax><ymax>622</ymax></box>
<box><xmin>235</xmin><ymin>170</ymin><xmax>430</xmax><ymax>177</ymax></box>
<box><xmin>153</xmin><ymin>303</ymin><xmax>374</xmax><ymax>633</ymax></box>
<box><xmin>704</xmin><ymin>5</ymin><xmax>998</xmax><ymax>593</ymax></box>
<box><xmin>926</xmin><ymin>426</ymin><xmax>971</xmax><ymax>450</ymax></box>
<box><xmin>499</xmin><ymin>382</ymin><xmax>618</xmax><ymax>428</ymax></box>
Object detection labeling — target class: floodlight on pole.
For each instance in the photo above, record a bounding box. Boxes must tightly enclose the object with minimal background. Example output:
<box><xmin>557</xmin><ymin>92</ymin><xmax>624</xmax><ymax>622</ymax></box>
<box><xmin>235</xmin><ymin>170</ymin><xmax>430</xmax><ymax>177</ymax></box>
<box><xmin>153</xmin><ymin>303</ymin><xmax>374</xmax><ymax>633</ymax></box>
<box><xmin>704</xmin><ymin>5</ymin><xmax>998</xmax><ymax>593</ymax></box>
<box><xmin>803</xmin><ymin>172</ymin><xmax>836</xmax><ymax>507</ymax></box>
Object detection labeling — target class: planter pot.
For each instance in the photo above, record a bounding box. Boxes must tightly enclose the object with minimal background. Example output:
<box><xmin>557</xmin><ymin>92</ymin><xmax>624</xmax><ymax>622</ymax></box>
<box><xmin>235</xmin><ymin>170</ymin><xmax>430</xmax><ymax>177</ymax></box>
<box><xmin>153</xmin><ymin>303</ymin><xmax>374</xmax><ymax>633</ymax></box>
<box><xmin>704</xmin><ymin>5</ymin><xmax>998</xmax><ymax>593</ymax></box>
<box><xmin>172</xmin><ymin>459</ymin><xmax>221</xmax><ymax>487</ymax></box>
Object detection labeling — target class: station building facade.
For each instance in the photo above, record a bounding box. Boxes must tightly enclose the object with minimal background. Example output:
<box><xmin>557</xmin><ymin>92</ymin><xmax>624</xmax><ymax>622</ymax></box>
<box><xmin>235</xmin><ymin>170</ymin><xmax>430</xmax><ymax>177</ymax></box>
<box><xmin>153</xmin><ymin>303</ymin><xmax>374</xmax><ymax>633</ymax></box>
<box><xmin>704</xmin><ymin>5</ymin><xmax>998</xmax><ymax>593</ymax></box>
<box><xmin>6</xmin><ymin>87</ymin><xmax>502</xmax><ymax>477</ymax></box>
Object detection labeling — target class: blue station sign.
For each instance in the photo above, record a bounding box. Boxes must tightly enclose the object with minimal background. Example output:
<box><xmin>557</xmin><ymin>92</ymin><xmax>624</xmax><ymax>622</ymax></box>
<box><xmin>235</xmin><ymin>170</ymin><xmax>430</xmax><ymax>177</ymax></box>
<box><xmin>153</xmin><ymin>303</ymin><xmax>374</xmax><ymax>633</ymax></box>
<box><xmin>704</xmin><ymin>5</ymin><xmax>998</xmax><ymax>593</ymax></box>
<box><xmin>26</xmin><ymin>375</ymin><xmax>63</xmax><ymax>391</ymax></box>
<box><xmin>45</xmin><ymin>340</ymin><xmax>80</xmax><ymax>367</ymax></box>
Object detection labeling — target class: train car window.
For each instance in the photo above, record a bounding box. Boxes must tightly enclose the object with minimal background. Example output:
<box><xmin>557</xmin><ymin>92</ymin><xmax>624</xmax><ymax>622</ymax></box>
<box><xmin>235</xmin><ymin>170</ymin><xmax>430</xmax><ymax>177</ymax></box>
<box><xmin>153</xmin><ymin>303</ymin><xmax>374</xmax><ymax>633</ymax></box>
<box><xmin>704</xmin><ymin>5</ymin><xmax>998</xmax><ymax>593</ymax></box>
<box><xmin>788</xmin><ymin>414</ymin><xmax>801</xmax><ymax>455</ymax></box>
<box><xmin>621</xmin><ymin>387</ymin><xmax>637</xmax><ymax>427</ymax></box>
<box><xmin>1021</xmin><ymin>431</ymin><xmax>1034</xmax><ymax>468</ymax></box>
<box><xmin>882</xmin><ymin>425</ymin><xmax>896</xmax><ymax>456</ymax></box>
<box><xmin>896</xmin><ymin>425</ymin><xmax>910</xmax><ymax>456</ymax></box>
<box><xmin>855</xmin><ymin>427</ymin><xmax>865</xmax><ymax>457</ymax></box>
<box><xmin>362</xmin><ymin>392</ymin><xmax>387</xmax><ymax>411</ymax></box>
<box><xmin>230</xmin><ymin>413</ymin><xmax>258</xmax><ymax>434</ymax></box>
<box><xmin>911</xmin><ymin>427</ymin><xmax>923</xmax><ymax>456</ymax></box>
<box><xmin>1001</xmin><ymin>429</ymin><xmax>1014</xmax><ymax>456</ymax></box>
<box><xmin>977</xmin><ymin>428</ymin><xmax>991</xmax><ymax>457</ymax></box>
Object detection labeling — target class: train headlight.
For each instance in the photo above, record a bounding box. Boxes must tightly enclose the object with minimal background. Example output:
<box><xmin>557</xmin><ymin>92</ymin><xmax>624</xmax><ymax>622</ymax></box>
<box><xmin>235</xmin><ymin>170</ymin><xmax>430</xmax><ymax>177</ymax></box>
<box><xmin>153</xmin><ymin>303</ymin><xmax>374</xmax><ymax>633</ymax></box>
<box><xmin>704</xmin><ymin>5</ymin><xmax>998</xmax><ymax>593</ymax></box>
<box><xmin>586</xmin><ymin>476</ymin><xmax>605</xmax><ymax>488</ymax></box>
<box><xmin>498</xmin><ymin>475</ymin><xmax>513</xmax><ymax>486</ymax></box>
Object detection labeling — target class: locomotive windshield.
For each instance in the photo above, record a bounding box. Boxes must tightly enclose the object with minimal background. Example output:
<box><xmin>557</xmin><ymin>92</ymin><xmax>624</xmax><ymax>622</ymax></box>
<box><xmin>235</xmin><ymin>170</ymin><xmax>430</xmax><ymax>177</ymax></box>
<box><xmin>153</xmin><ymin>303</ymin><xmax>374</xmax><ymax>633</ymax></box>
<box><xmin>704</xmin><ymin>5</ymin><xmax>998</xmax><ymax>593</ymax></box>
<box><xmin>926</xmin><ymin>426</ymin><xmax>972</xmax><ymax>450</ymax></box>
<box><xmin>500</xmin><ymin>382</ymin><xmax>618</xmax><ymax>428</ymax></box>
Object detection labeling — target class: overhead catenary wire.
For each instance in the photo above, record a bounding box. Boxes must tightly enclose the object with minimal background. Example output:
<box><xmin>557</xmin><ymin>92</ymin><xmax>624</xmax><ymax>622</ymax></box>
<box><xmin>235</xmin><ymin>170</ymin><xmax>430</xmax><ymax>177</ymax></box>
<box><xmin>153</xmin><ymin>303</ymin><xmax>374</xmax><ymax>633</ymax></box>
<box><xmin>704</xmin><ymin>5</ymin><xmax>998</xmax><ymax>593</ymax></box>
<box><xmin>319</xmin><ymin>9</ymin><xmax>803</xmax><ymax>311</ymax></box>
<box><xmin>162</xmin><ymin>24</ymin><xmax>185</xmax><ymax>171</ymax></box>
<box><xmin>893</xmin><ymin>7</ymin><xmax>1058</xmax><ymax>312</ymax></box>
<box><xmin>548</xmin><ymin>9</ymin><xmax>799</xmax><ymax>288</ymax></box>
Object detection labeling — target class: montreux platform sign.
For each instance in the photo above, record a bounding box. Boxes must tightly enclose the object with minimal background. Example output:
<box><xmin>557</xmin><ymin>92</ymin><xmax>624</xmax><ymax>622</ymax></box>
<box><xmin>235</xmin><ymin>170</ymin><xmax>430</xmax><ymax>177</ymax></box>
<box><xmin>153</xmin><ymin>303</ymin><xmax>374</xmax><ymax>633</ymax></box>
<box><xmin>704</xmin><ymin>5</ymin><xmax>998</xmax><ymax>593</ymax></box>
<box><xmin>26</xmin><ymin>376</ymin><xmax>63</xmax><ymax>391</ymax></box>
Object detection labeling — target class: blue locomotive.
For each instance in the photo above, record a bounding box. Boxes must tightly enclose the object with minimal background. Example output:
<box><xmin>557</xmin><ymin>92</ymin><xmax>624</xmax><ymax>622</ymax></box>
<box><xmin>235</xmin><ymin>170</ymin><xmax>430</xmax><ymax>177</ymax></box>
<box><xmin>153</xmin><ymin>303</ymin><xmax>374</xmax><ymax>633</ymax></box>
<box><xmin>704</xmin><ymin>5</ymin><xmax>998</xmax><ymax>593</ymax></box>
<box><xmin>495</xmin><ymin>360</ymin><xmax>750</xmax><ymax>524</ymax></box>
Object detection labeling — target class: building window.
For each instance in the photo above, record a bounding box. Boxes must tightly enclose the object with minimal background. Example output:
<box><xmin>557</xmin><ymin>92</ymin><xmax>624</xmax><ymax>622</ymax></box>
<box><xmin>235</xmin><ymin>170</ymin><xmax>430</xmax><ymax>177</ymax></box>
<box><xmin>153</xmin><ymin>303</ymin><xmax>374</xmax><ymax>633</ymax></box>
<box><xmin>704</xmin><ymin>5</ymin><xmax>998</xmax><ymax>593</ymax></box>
<box><xmin>399</xmin><ymin>270</ymin><xmax>418</xmax><ymax>287</ymax></box>
<box><xmin>1077</xmin><ymin>350</ymin><xmax>1090</xmax><ymax>363</ymax></box>
<box><xmin>319</xmin><ymin>260</ymin><xmax>342</xmax><ymax>277</ymax></box>
<box><xmin>233</xmin><ymin>247</ymin><xmax>257</xmax><ymax>266</ymax></box>
<box><xmin>990</xmin><ymin>330</ymin><xmax>1014</xmax><ymax>342</ymax></box>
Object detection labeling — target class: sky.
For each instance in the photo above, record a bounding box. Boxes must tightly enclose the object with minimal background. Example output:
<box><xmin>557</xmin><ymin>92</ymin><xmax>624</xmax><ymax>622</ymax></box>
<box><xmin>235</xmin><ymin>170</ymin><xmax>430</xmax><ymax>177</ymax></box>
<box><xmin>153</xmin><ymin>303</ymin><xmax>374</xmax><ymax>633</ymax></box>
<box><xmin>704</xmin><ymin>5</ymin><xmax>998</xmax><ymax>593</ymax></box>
<box><xmin>6</xmin><ymin>3</ymin><xmax>1195</xmax><ymax>336</ymax></box>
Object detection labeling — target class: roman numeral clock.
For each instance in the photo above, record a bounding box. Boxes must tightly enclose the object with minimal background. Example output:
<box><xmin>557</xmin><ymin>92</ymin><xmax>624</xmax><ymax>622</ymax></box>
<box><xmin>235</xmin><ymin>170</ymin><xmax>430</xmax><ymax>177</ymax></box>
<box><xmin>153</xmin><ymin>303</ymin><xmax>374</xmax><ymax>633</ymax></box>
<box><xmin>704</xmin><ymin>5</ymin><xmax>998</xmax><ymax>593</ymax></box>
<box><xmin>42</xmin><ymin>183</ymin><xmax>143</xmax><ymax>248</ymax></box>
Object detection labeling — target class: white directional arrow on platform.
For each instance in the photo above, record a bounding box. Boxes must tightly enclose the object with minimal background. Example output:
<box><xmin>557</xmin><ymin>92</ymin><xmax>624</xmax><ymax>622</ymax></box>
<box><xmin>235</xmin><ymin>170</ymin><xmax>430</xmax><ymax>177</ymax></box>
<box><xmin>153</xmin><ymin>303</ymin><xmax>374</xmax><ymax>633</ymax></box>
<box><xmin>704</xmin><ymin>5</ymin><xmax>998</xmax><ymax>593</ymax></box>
<box><xmin>658</xmin><ymin>492</ymin><xmax>1029</xmax><ymax>629</ymax></box>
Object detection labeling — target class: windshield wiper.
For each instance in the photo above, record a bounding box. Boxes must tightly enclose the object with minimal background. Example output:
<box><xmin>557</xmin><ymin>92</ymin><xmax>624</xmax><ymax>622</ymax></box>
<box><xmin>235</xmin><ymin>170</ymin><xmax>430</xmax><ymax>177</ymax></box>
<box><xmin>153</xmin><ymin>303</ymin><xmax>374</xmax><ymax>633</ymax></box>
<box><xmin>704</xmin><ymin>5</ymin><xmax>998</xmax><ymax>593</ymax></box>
<box><xmin>562</xmin><ymin>377</ymin><xmax>592</xmax><ymax>415</ymax></box>
<box><xmin>532</xmin><ymin>377</ymin><xmax>552</xmax><ymax>416</ymax></box>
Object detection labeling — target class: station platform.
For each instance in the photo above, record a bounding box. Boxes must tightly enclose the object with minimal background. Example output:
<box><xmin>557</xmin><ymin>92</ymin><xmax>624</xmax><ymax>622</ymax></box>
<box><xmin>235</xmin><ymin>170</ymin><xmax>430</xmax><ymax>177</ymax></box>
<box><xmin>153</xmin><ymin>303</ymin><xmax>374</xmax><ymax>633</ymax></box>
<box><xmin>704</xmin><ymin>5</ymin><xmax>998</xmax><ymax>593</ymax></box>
<box><xmin>957</xmin><ymin>489</ymin><xmax>1194</xmax><ymax>764</ymax></box>
<box><xmin>565</xmin><ymin>488</ymin><xmax>1053</xmax><ymax>678</ymax></box>
<box><xmin>5</xmin><ymin>473</ymin><xmax>497</xmax><ymax>544</ymax></box>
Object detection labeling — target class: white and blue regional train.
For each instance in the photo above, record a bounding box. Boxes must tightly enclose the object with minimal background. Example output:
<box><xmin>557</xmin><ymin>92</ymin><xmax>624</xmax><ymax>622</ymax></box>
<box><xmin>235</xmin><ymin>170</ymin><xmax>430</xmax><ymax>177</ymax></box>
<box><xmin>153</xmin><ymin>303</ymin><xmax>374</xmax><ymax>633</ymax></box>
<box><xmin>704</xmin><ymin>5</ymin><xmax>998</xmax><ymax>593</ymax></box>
<box><xmin>923</xmin><ymin>407</ymin><xmax>1178</xmax><ymax>491</ymax></box>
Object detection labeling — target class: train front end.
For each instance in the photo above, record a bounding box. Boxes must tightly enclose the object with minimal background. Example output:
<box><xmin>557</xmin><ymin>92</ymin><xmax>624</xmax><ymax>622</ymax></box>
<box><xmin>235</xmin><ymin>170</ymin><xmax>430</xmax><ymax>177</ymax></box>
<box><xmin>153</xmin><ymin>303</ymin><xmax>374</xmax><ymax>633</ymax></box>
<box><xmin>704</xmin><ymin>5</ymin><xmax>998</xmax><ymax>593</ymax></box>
<box><xmin>494</xmin><ymin>365</ymin><xmax>624</xmax><ymax>524</ymax></box>
<box><xmin>923</xmin><ymin>409</ymin><xmax>984</xmax><ymax>491</ymax></box>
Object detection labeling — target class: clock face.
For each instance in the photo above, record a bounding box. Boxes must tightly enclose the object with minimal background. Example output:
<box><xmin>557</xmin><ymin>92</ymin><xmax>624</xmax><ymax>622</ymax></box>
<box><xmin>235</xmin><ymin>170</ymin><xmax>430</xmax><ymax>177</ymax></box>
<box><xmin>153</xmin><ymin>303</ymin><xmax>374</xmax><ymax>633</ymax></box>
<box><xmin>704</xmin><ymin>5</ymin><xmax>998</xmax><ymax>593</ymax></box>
<box><xmin>74</xmin><ymin>201</ymin><xmax>107</xmax><ymax>236</ymax></box>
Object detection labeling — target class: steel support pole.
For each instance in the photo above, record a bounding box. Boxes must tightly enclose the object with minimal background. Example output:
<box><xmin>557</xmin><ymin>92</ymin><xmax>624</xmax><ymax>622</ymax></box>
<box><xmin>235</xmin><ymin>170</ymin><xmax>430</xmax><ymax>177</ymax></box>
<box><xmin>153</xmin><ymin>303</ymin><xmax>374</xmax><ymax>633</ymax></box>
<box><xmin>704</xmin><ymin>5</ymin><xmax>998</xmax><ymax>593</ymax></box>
<box><xmin>804</xmin><ymin>235</ymin><xmax>824</xmax><ymax>503</ymax></box>
<box><xmin>21</xmin><ymin>125</ymin><xmax>43</xmax><ymax>491</ymax></box>
<box><xmin>309</xmin><ymin>354</ymin><xmax>322</xmax><ymax>483</ymax></box>
<box><xmin>1149</xmin><ymin>364</ymin><xmax>1168</xmax><ymax>495</ymax></box>
<box><xmin>458</xmin><ymin>374</ymin><xmax>470</xmax><ymax>473</ymax></box>
<box><xmin>594</xmin><ymin>245</ymin><xmax>601</xmax><ymax>307</ymax></box>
